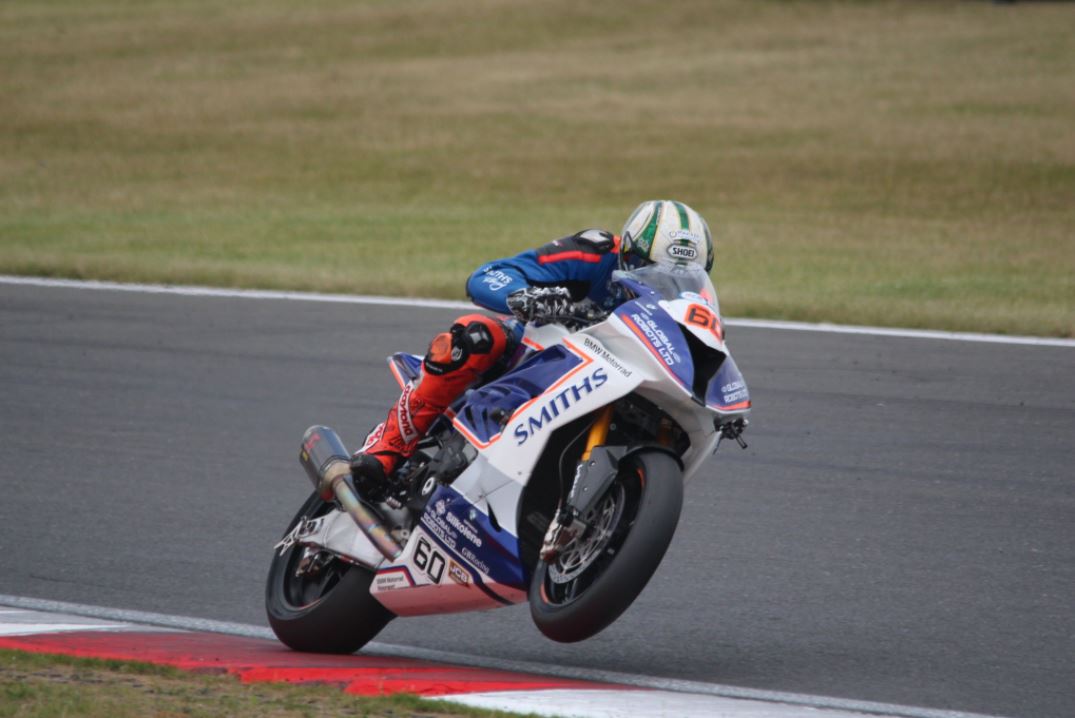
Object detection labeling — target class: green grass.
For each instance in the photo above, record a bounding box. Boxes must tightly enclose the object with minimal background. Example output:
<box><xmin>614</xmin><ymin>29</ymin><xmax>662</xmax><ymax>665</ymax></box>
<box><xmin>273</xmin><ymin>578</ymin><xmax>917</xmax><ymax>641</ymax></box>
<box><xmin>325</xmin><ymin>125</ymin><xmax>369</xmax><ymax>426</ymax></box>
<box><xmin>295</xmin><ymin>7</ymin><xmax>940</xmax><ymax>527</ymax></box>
<box><xmin>0</xmin><ymin>649</ymin><xmax>532</xmax><ymax>718</ymax></box>
<box><xmin>1</xmin><ymin>0</ymin><xmax>1073</xmax><ymax>335</ymax></box>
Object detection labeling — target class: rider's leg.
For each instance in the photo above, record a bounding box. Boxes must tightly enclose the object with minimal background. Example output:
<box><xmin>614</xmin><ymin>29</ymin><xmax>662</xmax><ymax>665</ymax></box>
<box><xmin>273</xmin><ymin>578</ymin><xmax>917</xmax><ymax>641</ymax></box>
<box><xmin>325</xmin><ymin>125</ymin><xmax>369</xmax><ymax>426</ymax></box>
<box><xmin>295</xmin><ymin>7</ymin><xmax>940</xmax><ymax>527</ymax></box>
<box><xmin>350</xmin><ymin>314</ymin><xmax>512</xmax><ymax>492</ymax></box>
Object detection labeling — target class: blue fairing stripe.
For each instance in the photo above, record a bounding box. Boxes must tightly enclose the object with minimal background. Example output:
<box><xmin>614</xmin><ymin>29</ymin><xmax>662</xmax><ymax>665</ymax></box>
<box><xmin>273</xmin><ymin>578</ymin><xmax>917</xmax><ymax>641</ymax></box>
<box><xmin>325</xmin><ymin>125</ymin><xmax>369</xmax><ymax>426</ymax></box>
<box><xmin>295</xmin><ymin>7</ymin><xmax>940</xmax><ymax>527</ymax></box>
<box><xmin>705</xmin><ymin>353</ymin><xmax>751</xmax><ymax>412</ymax></box>
<box><xmin>453</xmin><ymin>342</ymin><xmax>593</xmax><ymax>449</ymax></box>
<box><xmin>419</xmin><ymin>486</ymin><xmax>525</xmax><ymax>592</ymax></box>
<box><xmin>616</xmin><ymin>312</ymin><xmax>693</xmax><ymax>394</ymax></box>
<box><xmin>387</xmin><ymin>353</ymin><xmax>423</xmax><ymax>390</ymax></box>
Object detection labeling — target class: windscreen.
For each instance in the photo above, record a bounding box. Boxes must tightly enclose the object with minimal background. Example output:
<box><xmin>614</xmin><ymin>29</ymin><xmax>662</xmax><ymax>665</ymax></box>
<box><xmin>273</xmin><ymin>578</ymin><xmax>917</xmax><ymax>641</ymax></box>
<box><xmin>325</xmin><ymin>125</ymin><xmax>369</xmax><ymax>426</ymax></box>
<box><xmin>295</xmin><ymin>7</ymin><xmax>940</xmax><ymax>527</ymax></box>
<box><xmin>615</xmin><ymin>263</ymin><xmax>720</xmax><ymax>314</ymax></box>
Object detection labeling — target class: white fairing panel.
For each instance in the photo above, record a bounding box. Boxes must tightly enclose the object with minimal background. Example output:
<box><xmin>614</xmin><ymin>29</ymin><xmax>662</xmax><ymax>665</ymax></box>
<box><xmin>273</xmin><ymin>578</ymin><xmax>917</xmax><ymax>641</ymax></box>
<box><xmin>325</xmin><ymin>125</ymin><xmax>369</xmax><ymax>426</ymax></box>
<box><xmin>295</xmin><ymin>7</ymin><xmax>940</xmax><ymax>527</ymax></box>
<box><xmin>585</xmin><ymin>315</ymin><xmax>722</xmax><ymax>481</ymax></box>
<box><xmin>293</xmin><ymin>510</ymin><xmax>386</xmax><ymax>569</ymax></box>
<box><xmin>477</xmin><ymin>332</ymin><xmax>646</xmax><ymax>482</ymax></box>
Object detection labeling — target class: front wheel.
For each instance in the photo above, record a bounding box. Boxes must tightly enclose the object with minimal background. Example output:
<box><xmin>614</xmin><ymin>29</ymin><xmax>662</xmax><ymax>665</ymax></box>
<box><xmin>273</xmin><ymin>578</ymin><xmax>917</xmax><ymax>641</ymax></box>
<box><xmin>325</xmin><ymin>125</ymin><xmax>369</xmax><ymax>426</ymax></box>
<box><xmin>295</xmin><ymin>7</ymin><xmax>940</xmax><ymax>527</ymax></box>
<box><xmin>529</xmin><ymin>450</ymin><xmax>684</xmax><ymax>643</ymax></box>
<box><xmin>265</xmin><ymin>491</ymin><xmax>394</xmax><ymax>653</ymax></box>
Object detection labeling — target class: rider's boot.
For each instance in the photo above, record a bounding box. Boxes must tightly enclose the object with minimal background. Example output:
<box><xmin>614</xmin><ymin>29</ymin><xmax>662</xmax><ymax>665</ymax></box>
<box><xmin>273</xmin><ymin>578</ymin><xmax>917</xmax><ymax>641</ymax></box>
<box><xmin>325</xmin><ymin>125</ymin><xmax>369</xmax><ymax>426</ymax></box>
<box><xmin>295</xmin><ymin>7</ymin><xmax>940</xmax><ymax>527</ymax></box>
<box><xmin>350</xmin><ymin>314</ymin><xmax>512</xmax><ymax>499</ymax></box>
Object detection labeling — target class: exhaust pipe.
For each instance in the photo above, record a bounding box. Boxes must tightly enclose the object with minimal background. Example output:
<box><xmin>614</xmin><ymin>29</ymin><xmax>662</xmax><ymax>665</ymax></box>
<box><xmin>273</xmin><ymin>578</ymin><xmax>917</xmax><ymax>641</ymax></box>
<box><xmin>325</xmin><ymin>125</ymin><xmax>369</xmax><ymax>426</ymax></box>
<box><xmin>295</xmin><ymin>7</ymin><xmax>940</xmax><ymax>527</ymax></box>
<box><xmin>299</xmin><ymin>425</ymin><xmax>402</xmax><ymax>561</ymax></box>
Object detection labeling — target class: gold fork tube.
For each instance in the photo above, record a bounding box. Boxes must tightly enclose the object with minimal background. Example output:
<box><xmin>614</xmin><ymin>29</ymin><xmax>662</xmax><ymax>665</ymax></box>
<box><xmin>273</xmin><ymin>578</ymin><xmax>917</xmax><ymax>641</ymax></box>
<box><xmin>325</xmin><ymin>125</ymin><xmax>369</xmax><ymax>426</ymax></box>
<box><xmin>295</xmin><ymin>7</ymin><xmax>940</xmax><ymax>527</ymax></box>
<box><xmin>581</xmin><ymin>405</ymin><xmax>615</xmax><ymax>462</ymax></box>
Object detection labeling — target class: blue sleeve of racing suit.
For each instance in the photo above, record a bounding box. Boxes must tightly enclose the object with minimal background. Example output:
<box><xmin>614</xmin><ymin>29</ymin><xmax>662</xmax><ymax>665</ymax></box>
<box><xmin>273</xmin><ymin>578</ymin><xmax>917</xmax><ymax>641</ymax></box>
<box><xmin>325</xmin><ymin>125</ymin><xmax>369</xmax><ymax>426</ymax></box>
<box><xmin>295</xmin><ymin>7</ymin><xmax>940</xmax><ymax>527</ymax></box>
<box><xmin>465</xmin><ymin>230</ymin><xmax>620</xmax><ymax>314</ymax></box>
<box><xmin>466</xmin><ymin>263</ymin><xmax>531</xmax><ymax>314</ymax></box>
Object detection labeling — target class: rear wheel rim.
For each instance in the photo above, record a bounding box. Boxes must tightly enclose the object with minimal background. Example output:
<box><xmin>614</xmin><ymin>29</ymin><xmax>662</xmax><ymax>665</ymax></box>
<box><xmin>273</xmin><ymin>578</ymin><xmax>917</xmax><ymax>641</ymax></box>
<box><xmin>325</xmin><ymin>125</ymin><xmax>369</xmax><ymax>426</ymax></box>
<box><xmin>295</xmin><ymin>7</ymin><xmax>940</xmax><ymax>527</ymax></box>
<box><xmin>276</xmin><ymin>502</ymin><xmax>352</xmax><ymax>610</ymax></box>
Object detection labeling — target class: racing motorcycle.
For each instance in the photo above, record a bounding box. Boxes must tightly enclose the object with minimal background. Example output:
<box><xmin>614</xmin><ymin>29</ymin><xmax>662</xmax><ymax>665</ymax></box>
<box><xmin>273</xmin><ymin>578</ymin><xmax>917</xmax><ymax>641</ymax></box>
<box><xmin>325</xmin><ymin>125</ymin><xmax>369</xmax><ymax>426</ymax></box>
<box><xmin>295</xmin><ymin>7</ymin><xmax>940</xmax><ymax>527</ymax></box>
<box><xmin>265</xmin><ymin>261</ymin><xmax>750</xmax><ymax>653</ymax></box>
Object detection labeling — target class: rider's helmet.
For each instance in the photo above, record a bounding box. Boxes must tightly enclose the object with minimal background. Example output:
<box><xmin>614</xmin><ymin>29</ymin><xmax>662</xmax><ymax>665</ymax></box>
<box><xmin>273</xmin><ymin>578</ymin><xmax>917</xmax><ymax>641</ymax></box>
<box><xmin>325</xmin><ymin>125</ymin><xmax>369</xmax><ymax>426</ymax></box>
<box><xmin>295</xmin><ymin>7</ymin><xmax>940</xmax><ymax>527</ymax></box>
<box><xmin>619</xmin><ymin>200</ymin><xmax>714</xmax><ymax>271</ymax></box>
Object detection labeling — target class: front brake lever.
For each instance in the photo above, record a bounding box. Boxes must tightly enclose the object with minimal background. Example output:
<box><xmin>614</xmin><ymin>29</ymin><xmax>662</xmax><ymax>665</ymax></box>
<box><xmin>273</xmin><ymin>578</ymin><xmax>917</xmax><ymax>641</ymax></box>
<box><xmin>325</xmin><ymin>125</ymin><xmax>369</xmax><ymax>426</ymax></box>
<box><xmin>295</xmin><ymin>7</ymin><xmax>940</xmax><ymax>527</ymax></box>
<box><xmin>714</xmin><ymin>418</ymin><xmax>749</xmax><ymax>452</ymax></box>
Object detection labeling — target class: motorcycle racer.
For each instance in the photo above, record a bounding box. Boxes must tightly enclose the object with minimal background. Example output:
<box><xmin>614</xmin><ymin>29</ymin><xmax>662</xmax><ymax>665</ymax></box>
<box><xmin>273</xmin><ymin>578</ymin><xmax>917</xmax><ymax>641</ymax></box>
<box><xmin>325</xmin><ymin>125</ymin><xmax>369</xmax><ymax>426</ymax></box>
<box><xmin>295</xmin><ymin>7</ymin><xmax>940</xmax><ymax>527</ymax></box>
<box><xmin>349</xmin><ymin>200</ymin><xmax>715</xmax><ymax>498</ymax></box>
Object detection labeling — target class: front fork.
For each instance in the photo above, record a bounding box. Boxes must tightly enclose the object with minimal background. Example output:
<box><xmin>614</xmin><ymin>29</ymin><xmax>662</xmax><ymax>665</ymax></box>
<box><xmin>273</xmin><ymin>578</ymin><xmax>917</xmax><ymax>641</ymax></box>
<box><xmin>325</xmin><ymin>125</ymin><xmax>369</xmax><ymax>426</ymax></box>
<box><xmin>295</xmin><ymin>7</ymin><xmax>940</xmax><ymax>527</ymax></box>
<box><xmin>581</xmin><ymin>405</ymin><xmax>614</xmax><ymax>461</ymax></box>
<box><xmin>540</xmin><ymin>406</ymin><xmax>616</xmax><ymax>561</ymax></box>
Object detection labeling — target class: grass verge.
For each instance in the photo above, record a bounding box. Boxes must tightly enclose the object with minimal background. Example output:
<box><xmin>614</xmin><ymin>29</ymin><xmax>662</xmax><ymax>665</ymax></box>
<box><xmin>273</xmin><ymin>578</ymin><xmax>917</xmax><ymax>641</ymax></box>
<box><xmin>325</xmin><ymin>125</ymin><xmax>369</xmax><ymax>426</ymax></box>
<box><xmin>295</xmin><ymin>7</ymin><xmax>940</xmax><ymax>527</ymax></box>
<box><xmin>1</xmin><ymin>0</ymin><xmax>1073</xmax><ymax>335</ymax></box>
<box><xmin>0</xmin><ymin>649</ymin><xmax>531</xmax><ymax>718</ymax></box>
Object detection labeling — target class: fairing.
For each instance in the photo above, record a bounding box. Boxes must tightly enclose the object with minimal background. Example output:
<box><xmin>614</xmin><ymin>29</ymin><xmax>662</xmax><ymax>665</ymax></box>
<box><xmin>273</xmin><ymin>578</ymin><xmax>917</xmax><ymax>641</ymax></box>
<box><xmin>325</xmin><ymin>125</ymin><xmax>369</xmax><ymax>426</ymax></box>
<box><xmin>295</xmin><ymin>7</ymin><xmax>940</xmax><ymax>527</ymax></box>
<box><xmin>370</xmin><ymin>482</ymin><xmax>528</xmax><ymax>616</ymax></box>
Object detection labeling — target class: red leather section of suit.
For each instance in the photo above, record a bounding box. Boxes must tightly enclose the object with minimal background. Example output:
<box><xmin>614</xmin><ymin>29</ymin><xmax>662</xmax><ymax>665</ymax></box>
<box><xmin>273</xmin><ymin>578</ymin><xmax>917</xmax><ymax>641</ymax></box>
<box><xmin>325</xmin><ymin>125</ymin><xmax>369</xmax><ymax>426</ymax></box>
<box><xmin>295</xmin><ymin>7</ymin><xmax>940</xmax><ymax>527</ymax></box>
<box><xmin>363</xmin><ymin>314</ymin><xmax>509</xmax><ymax>473</ymax></box>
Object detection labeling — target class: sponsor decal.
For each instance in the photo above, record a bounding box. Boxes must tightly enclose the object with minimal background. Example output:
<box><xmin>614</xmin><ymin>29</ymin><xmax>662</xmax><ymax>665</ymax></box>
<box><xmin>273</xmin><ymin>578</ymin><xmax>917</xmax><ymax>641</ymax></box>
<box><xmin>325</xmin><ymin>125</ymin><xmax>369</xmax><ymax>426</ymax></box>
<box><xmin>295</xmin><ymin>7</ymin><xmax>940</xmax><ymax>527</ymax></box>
<box><xmin>723</xmin><ymin>388</ymin><xmax>749</xmax><ymax>403</ymax></box>
<box><xmin>480</xmin><ymin>269</ymin><xmax>515</xmax><ymax>292</ymax></box>
<box><xmin>460</xmin><ymin>546</ymin><xmax>490</xmax><ymax>576</ymax></box>
<box><xmin>629</xmin><ymin>312</ymin><xmax>683</xmax><ymax>366</ymax></box>
<box><xmin>512</xmin><ymin>367</ymin><xmax>609</xmax><ymax>445</ymax></box>
<box><xmin>374</xmin><ymin>571</ymin><xmax>412</xmax><ymax>591</ymax></box>
<box><xmin>396</xmin><ymin>384</ymin><xmax>419</xmax><ymax>443</ymax></box>
<box><xmin>360</xmin><ymin>422</ymin><xmax>385</xmax><ymax>452</ymax></box>
<box><xmin>718</xmin><ymin>377</ymin><xmax>748</xmax><ymax>404</ymax></box>
<box><xmin>667</xmin><ymin>244</ymin><xmax>698</xmax><ymax>261</ymax></box>
<box><xmin>421</xmin><ymin>498</ymin><xmax>484</xmax><ymax>552</ymax></box>
<box><xmin>448</xmin><ymin>561</ymin><xmax>470</xmax><ymax>586</ymax></box>
<box><xmin>581</xmin><ymin>337</ymin><xmax>633</xmax><ymax>379</ymax></box>
<box><xmin>669</xmin><ymin>229</ymin><xmax>702</xmax><ymax>242</ymax></box>
<box><xmin>446</xmin><ymin>511</ymin><xmax>483</xmax><ymax>547</ymax></box>
<box><xmin>420</xmin><ymin>510</ymin><xmax>458</xmax><ymax>551</ymax></box>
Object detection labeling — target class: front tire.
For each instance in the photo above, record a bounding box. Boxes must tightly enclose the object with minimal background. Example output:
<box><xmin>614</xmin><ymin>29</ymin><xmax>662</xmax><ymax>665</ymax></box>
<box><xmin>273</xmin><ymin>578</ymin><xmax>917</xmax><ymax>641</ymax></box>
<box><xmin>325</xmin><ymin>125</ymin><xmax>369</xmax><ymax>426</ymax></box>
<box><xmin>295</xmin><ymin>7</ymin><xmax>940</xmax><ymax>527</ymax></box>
<box><xmin>529</xmin><ymin>450</ymin><xmax>684</xmax><ymax>643</ymax></box>
<box><xmin>265</xmin><ymin>491</ymin><xmax>394</xmax><ymax>653</ymax></box>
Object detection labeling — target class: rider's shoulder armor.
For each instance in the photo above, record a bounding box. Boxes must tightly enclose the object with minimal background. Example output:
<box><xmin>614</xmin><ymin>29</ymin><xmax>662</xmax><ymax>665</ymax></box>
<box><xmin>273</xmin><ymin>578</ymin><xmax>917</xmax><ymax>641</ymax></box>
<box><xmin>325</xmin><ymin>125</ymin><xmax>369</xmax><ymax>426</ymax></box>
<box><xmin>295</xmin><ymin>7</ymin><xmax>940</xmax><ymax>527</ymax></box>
<box><xmin>535</xmin><ymin>229</ymin><xmax>617</xmax><ymax>264</ymax></box>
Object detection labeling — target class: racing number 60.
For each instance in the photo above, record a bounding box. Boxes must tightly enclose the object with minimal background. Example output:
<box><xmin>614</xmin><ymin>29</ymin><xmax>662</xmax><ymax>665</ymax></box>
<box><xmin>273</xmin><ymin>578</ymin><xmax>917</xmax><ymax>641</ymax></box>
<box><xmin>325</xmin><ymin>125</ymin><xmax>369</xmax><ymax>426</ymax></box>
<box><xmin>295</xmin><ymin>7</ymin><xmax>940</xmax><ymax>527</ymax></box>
<box><xmin>414</xmin><ymin>537</ymin><xmax>446</xmax><ymax>583</ymax></box>
<box><xmin>686</xmin><ymin>304</ymin><xmax>723</xmax><ymax>342</ymax></box>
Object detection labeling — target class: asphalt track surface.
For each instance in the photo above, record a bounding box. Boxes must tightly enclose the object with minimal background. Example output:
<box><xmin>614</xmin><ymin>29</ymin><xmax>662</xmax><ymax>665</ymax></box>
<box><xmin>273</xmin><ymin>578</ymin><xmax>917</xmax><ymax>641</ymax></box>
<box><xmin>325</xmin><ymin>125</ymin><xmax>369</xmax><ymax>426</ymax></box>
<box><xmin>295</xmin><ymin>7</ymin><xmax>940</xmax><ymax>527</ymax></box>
<box><xmin>1</xmin><ymin>282</ymin><xmax>1072</xmax><ymax>718</ymax></box>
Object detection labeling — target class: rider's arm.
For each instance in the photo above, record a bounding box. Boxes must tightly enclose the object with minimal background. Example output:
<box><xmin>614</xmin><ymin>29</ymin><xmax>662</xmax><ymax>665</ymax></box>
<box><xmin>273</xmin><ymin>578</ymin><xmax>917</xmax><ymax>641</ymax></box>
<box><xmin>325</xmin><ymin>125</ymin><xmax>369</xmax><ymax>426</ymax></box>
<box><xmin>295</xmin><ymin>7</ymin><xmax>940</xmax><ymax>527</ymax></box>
<box><xmin>466</xmin><ymin>263</ymin><xmax>531</xmax><ymax>314</ymax></box>
<box><xmin>465</xmin><ymin>230</ymin><xmax>620</xmax><ymax>314</ymax></box>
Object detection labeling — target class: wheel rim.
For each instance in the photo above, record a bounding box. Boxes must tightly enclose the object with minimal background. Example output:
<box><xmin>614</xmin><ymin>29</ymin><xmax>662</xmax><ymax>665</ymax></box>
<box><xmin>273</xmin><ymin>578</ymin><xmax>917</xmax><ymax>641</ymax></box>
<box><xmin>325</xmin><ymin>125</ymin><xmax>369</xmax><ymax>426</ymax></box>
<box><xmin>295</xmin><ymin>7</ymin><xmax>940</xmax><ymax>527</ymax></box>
<box><xmin>549</xmin><ymin>482</ymin><xmax>625</xmax><ymax>585</ymax></box>
<box><xmin>276</xmin><ymin>502</ymin><xmax>352</xmax><ymax>610</ymax></box>
<box><xmin>542</xmin><ymin>471</ymin><xmax>642</xmax><ymax>606</ymax></box>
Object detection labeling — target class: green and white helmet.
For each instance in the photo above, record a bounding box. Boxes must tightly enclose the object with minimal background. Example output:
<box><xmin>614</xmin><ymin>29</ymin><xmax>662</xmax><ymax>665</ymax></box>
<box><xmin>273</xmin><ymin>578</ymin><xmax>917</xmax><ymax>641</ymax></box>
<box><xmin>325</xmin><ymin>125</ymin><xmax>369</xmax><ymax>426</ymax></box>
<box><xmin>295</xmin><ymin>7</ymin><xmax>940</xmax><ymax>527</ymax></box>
<box><xmin>620</xmin><ymin>200</ymin><xmax>714</xmax><ymax>271</ymax></box>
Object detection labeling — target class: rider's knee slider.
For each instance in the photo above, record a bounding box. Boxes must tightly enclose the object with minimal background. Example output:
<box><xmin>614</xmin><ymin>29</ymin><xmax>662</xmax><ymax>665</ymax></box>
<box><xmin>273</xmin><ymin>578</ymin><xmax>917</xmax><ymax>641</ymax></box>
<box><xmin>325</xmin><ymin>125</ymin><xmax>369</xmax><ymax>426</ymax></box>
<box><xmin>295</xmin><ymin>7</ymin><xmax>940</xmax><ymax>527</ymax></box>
<box><xmin>424</xmin><ymin>315</ymin><xmax>508</xmax><ymax>377</ymax></box>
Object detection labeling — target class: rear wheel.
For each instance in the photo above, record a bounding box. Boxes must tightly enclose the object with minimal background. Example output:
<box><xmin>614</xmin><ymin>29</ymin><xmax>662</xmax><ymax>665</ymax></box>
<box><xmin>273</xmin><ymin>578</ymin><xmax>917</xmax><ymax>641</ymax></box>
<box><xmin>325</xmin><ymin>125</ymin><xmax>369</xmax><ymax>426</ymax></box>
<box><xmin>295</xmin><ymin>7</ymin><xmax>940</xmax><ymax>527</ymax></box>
<box><xmin>265</xmin><ymin>491</ymin><xmax>394</xmax><ymax>653</ymax></box>
<box><xmin>528</xmin><ymin>450</ymin><xmax>683</xmax><ymax>643</ymax></box>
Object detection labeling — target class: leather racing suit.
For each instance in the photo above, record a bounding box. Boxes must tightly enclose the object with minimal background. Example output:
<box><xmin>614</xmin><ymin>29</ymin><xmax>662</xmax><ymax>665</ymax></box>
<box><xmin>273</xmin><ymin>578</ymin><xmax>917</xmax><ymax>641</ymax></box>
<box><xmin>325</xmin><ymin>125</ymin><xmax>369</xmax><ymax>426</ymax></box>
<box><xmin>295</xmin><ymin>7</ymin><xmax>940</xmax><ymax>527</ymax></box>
<box><xmin>351</xmin><ymin>229</ymin><xmax>624</xmax><ymax>492</ymax></box>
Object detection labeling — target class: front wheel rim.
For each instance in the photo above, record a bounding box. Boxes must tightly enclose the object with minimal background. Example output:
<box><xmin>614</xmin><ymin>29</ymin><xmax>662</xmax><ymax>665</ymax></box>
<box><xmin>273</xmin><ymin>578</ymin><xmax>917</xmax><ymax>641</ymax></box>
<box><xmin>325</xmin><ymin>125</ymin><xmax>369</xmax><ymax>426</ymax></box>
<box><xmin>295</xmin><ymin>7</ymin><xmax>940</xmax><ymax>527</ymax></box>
<box><xmin>541</xmin><ymin>473</ymin><xmax>642</xmax><ymax>606</ymax></box>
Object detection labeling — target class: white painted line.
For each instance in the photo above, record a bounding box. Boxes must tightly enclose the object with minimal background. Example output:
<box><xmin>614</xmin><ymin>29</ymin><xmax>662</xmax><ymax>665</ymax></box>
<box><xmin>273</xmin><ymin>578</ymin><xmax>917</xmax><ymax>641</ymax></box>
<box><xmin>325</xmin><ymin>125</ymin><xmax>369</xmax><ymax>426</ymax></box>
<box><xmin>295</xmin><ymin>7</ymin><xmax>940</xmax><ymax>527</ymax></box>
<box><xmin>725</xmin><ymin>318</ymin><xmax>1075</xmax><ymax>348</ymax></box>
<box><xmin>0</xmin><ymin>595</ymin><xmax>270</xmax><ymax>640</ymax></box>
<box><xmin>0</xmin><ymin>594</ymin><xmax>1008</xmax><ymax>718</ymax></box>
<box><xmin>1</xmin><ymin>274</ymin><xmax>1071</xmax><ymax>348</ymax></box>
<box><xmin>0</xmin><ymin>608</ymin><xmax>137</xmax><ymax>636</ymax></box>
<box><xmin>440</xmin><ymin>688</ymin><xmax>880</xmax><ymax>718</ymax></box>
<box><xmin>0</xmin><ymin>622</ymin><xmax>133</xmax><ymax>637</ymax></box>
<box><xmin>0</xmin><ymin>275</ymin><xmax>471</xmax><ymax>310</ymax></box>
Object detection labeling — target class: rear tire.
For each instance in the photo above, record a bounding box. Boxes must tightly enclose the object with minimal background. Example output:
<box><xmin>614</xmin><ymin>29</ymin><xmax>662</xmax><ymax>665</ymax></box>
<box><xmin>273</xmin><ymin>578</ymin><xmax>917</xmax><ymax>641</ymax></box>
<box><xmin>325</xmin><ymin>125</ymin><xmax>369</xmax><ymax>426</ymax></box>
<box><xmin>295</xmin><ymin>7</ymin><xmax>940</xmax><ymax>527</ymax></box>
<box><xmin>528</xmin><ymin>450</ymin><xmax>683</xmax><ymax>643</ymax></box>
<box><xmin>265</xmin><ymin>491</ymin><xmax>394</xmax><ymax>653</ymax></box>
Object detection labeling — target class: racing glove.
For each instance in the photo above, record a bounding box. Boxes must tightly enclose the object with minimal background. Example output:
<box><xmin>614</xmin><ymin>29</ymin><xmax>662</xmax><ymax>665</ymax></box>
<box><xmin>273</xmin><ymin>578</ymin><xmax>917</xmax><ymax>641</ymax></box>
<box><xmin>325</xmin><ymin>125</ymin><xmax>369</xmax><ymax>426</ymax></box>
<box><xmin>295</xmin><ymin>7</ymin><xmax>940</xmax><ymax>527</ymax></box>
<box><xmin>505</xmin><ymin>286</ymin><xmax>574</xmax><ymax>324</ymax></box>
